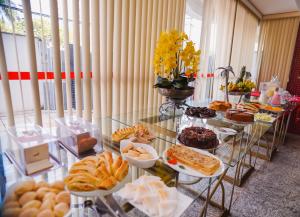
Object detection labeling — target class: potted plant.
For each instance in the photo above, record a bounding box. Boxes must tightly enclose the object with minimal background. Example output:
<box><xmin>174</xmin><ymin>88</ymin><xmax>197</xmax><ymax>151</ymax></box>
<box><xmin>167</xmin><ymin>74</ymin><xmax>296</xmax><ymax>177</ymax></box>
<box><xmin>153</xmin><ymin>30</ymin><xmax>201</xmax><ymax>104</ymax></box>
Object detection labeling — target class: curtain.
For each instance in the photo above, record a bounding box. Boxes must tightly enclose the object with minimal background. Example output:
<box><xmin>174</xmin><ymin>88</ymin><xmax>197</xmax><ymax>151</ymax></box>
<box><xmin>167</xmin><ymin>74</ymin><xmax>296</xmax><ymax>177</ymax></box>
<box><xmin>194</xmin><ymin>0</ymin><xmax>260</xmax><ymax>101</ymax></box>
<box><xmin>257</xmin><ymin>17</ymin><xmax>300</xmax><ymax>88</ymax></box>
<box><xmin>104</xmin><ymin>0</ymin><xmax>186</xmax><ymax>117</ymax></box>
<box><xmin>194</xmin><ymin>0</ymin><xmax>236</xmax><ymax>101</ymax></box>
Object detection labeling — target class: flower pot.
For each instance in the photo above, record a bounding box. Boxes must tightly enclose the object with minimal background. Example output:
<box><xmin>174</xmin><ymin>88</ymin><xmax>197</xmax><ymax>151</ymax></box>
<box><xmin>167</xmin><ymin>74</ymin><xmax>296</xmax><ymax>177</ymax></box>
<box><xmin>158</xmin><ymin>87</ymin><xmax>194</xmax><ymax>104</ymax></box>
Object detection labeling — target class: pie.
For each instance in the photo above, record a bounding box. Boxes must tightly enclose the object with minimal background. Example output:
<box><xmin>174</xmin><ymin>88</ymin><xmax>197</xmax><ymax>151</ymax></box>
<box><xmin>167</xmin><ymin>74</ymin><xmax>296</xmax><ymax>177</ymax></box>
<box><xmin>166</xmin><ymin>145</ymin><xmax>220</xmax><ymax>176</ymax></box>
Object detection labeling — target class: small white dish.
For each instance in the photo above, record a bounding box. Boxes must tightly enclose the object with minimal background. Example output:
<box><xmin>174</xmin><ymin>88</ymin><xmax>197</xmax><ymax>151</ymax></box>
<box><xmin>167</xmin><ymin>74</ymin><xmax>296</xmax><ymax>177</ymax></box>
<box><xmin>120</xmin><ymin>139</ymin><xmax>159</xmax><ymax>169</ymax></box>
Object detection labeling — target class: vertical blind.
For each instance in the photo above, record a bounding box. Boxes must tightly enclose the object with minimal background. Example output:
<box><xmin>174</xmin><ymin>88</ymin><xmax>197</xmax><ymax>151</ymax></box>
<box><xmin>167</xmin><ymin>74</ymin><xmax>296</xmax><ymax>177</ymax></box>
<box><xmin>0</xmin><ymin>0</ymin><xmax>186</xmax><ymax>127</ymax></box>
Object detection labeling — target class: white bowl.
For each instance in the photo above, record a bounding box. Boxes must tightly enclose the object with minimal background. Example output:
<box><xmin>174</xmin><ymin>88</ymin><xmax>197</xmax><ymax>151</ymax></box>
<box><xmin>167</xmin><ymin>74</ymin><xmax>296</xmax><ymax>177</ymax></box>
<box><xmin>120</xmin><ymin>139</ymin><xmax>159</xmax><ymax>168</ymax></box>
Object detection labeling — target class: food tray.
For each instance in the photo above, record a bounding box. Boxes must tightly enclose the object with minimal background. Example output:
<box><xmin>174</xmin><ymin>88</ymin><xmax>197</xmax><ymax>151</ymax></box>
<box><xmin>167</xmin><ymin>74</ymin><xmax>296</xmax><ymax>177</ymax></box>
<box><xmin>115</xmin><ymin>189</ymin><xmax>193</xmax><ymax>217</ymax></box>
<box><xmin>163</xmin><ymin>148</ymin><xmax>225</xmax><ymax>178</ymax></box>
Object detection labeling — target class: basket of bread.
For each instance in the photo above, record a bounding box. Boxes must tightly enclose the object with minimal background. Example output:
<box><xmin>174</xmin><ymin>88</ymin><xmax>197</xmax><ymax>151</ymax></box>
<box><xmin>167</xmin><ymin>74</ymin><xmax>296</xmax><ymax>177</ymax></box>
<box><xmin>1</xmin><ymin>178</ymin><xmax>71</xmax><ymax>217</ymax></box>
<box><xmin>112</xmin><ymin>124</ymin><xmax>155</xmax><ymax>144</ymax></box>
<box><xmin>64</xmin><ymin>151</ymin><xmax>130</xmax><ymax>197</ymax></box>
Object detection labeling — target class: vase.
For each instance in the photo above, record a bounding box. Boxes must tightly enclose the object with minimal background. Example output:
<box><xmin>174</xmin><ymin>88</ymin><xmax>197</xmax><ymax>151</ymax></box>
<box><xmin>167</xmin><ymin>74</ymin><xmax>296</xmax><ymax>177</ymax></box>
<box><xmin>158</xmin><ymin>87</ymin><xmax>194</xmax><ymax>116</ymax></box>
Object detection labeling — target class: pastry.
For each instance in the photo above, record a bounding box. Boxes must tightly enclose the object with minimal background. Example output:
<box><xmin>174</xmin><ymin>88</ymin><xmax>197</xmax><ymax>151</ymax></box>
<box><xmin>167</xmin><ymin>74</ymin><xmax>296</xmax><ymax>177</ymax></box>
<box><xmin>19</xmin><ymin>208</ymin><xmax>39</xmax><ymax>217</ymax></box>
<box><xmin>225</xmin><ymin>109</ymin><xmax>254</xmax><ymax>122</ymax></box>
<box><xmin>112</xmin><ymin>124</ymin><xmax>155</xmax><ymax>143</ymax></box>
<box><xmin>18</xmin><ymin>191</ymin><xmax>37</xmax><ymax>206</ymax></box>
<box><xmin>237</xmin><ymin>103</ymin><xmax>259</xmax><ymax>113</ymax></box>
<box><xmin>2</xmin><ymin>207</ymin><xmax>22</xmax><ymax>217</ymax></box>
<box><xmin>117</xmin><ymin>175</ymin><xmax>178</xmax><ymax>217</ymax></box>
<box><xmin>209</xmin><ymin>101</ymin><xmax>232</xmax><ymax>111</ymax></box>
<box><xmin>122</xmin><ymin>143</ymin><xmax>154</xmax><ymax>160</ymax></box>
<box><xmin>64</xmin><ymin>151</ymin><xmax>129</xmax><ymax>191</ymax></box>
<box><xmin>166</xmin><ymin>145</ymin><xmax>220</xmax><ymax>176</ymax></box>
<box><xmin>178</xmin><ymin>127</ymin><xmax>219</xmax><ymax>149</ymax></box>
<box><xmin>185</xmin><ymin>107</ymin><xmax>216</xmax><ymax>118</ymax></box>
<box><xmin>77</xmin><ymin>136</ymin><xmax>97</xmax><ymax>154</ymax></box>
<box><xmin>36</xmin><ymin>209</ymin><xmax>55</xmax><ymax>217</ymax></box>
<box><xmin>4</xmin><ymin>179</ymin><xmax>70</xmax><ymax>217</ymax></box>
<box><xmin>14</xmin><ymin>180</ymin><xmax>35</xmax><ymax>196</ymax></box>
<box><xmin>22</xmin><ymin>200</ymin><xmax>41</xmax><ymax>210</ymax></box>
<box><xmin>55</xmin><ymin>191</ymin><xmax>70</xmax><ymax>204</ymax></box>
<box><xmin>54</xmin><ymin>203</ymin><xmax>69</xmax><ymax>217</ymax></box>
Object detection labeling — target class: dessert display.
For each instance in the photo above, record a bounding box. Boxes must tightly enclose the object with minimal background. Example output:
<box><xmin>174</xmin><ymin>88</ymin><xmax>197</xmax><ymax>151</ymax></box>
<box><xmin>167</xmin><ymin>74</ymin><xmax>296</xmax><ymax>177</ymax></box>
<box><xmin>112</xmin><ymin>124</ymin><xmax>155</xmax><ymax>143</ymax></box>
<box><xmin>117</xmin><ymin>175</ymin><xmax>178</xmax><ymax>217</ymax></box>
<box><xmin>178</xmin><ymin>127</ymin><xmax>219</xmax><ymax>150</ymax></box>
<box><xmin>209</xmin><ymin>101</ymin><xmax>232</xmax><ymax>112</ymax></box>
<box><xmin>166</xmin><ymin>145</ymin><xmax>220</xmax><ymax>176</ymax></box>
<box><xmin>254</xmin><ymin>113</ymin><xmax>275</xmax><ymax>123</ymax></box>
<box><xmin>225</xmin><ymin>109</ymin><xmax>254</xmax><ymax>123</ymax></box>
<box><xmin>64</xmin><ymin>151</ymin><xmax>128</xmax><ymax>191</ymax></box>
<box><xmin>122</xmin><ymin>143</ymin><xmax>154</xmax><ymax>160</ymax></box>
<box><xmin>2</xmin><ymin>179</ymin><xmax>70</xmax><ymax>217</ymax></box>
<box><xmin>237</xmin><ymin>103</ymin><xmax>259</xmax><ymax>113</ymax></box>
<box><xmin>185</xmin><ymin>107</ymin><xmax>216</xmax><ymax>118</ymax></box>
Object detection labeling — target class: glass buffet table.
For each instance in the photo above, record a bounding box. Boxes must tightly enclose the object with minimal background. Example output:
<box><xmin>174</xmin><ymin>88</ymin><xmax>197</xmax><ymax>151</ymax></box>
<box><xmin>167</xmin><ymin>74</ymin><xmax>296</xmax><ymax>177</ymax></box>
<box><xmin>1</xmin><ymin>101</ymin><xmax>289</xmax><ymax>217</ymax></box>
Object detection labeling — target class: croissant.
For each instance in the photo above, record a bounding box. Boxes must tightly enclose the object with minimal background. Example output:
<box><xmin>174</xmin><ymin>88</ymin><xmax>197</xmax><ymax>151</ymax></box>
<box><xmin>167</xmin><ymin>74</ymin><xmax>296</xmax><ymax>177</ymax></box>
<box><xmin>114</xmin><ymin>160</ymin><xmax>129</xmax><ymax>181</ymax></box>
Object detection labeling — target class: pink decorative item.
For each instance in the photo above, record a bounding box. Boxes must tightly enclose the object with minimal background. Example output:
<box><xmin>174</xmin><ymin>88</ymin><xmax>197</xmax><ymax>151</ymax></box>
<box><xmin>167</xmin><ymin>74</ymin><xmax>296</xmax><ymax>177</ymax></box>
<box><xmin>270</xmin><ymin>88</ymin><xmax>281</xmax><ymax>105</ymax></box>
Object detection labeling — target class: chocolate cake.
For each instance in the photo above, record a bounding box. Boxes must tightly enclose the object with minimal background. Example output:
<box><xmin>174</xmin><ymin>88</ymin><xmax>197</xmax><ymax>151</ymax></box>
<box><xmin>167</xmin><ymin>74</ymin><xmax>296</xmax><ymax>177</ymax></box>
<box><xmin>185</xmin><ymin>107</ymin><xmax>216</xmax><ymax>118</ymax></box>
<box><xmin>225</xmin><ymin>109</ymin><xmax>254</xmax><ymax>122</ymax></box>
<box><xmin>178</xmin><ymin>127</ymin><xmax>219</xmax><ymax>149</ymax></box>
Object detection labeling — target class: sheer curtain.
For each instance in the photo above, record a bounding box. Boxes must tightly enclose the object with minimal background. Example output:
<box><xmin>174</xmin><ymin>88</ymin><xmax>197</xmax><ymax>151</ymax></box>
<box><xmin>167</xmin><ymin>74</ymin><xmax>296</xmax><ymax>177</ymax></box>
<box><xmin>194</xmin><ymin>0</ymin><xmax>260</xmax><ymax>101</ymax></box>
<box><xmin>257</xmin><ymin>16</ymin><xmax>300</xmax><ymax>88</ymax></box>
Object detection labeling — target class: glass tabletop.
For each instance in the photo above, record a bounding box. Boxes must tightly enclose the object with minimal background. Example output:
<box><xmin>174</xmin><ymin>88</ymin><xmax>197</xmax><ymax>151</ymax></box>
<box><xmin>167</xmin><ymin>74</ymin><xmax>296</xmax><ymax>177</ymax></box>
<box><xmin>0</xmin><ymin>118</ymin><xmax>224</xmax><ymax>217</ymax></box>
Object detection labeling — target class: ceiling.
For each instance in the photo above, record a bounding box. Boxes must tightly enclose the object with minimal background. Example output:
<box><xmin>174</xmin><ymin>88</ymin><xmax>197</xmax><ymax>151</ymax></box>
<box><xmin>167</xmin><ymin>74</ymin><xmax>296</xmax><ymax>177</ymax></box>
<box><xmin>250</xmin><ymin>0</ymin><xmax>300</xmax><ymax>15</ymax></box>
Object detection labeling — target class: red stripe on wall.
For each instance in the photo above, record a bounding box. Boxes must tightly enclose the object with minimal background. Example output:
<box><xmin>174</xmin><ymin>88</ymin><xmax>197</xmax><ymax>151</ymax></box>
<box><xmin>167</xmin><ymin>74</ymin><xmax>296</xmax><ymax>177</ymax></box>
<box><xmin>0</xmin><ymin>71</ymin><xmax>92</xmax><ymax>80</ymax></box>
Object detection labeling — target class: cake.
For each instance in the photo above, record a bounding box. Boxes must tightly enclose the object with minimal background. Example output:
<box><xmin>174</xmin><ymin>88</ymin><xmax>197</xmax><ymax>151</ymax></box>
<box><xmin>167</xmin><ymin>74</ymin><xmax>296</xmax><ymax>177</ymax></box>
<box><xmin>209</xmin><ymin>101</ymin><xmax>232</xmax><ymax>111</ymax></box>
<box><xmin>178</xmin><ymin>127</ymin><xmax>219</xmax><ymax>149</ymax></box>
<box><xmin>185</xmin><ymin>107</ymin><xmax>216</xmax><ymax>118</ymax></box>
<box><xmin>225</xmin><ymin>109</ymin><xmax>254</xmax><ymax>122</ymax></box>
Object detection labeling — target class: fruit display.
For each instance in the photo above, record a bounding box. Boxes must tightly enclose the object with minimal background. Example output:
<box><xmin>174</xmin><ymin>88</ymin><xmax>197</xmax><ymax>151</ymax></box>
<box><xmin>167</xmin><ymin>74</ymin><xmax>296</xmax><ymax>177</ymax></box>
<box><xmin>2</xmin><ymin>179</ymin><xmax>70</xmax><ymax>217</ymax></box>
<box><xmin>220</xmin><ymin>80</ymin><xmax>256</xmax><ymax>93</ymax></box>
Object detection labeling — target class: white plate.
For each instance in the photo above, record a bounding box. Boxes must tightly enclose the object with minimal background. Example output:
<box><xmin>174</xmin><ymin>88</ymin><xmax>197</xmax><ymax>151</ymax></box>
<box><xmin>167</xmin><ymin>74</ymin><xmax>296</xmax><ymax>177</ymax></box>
<box><xmin>116</xmin><ymin>190</ymin><xmax>193</xmax><ymax>217</ymax></box>
<box><xmin>68</xmin><ymin>168</ymin><xmax>131</xmax><ymax>197</ymax></box>
<box><xmin>6</xmin><ymin>177</ymin><xmax>71</xmax><ymax>217</ymax></box>
<box><xmin>216</xmin><ymin>127</ymin><xmax>237</xmax><ymax>135</ymax></box>
<box><xmin>120</xmin><ymin>139</ymin><xmax>159</xmax><ymax>168</ymax></box>
<box><xmin>163</xmin><ymin>147</ymin><xmax>225</xmax><ymax>178</ymax></box>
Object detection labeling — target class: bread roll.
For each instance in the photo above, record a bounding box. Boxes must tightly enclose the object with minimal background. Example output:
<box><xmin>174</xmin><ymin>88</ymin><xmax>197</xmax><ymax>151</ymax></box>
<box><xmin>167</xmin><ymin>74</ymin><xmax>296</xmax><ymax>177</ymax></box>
<box><xmin>4</xmin><ymin>193</ymin><xmax>17</xmax><ymax>203</ymax></box>
<box><xmin>22</xmin><ymin>200</ymin><xmax>41</xmax><ymax>210</ymax></box>
<box><xmin>43</xmin><ymin>192</ymin><xmax>56</xmax><ymax>201</ymax></box>
<box><xmin>77</xmin><ymin>137</ymin><xmax>97</xmax><ymax>154</ymax></box>
<box><xmin>14</xmin><ymin>180</ymin><xmax>35</xmax><ymax>196</ymax></box>
<box><xmin>36</xmin><ymin>209</ymin><xmax>55</xmax><ymax>217</ymax></box>
<box><xmin>19</xmin><ymin>208</ymin><xmax>39</xmax><ymax>217</ymax></box>
<box><xmin>36</xmin><ymin>180</ymin><xmax>49</xmax><ymax>189</ymax></box>
<box><xmin>36</xmin><ymin>187</ymin><xmax>50</xmax><ymax>200</ymax></box>
<box><xmin>54</xmin><ymin>202</ymin><xmax>69</xmax><ymax>217</ymax></box>
<box><xmin>3</xmin><ymin>200</ymin><xmax>20</xmax><ymax>209</ymax></box>
<box><xmin>55</xmin><ymin>191</ymin><xmax>70</xmax><ymax>204</ymax></box>
<box><xmin>2</xmin><ymin>207</ymin><xmax>21</xmax><ymax>217</ymax></box>
<box><xmin>18</xmin><ymin>191</ymin><xmax>37</xmax><ymax>206</ymax></box>
<box><xmin>40</xmin><ymin>199</ymin><xmax>55</xmax><ymax>211</ymax></box>
<box><xmin>50</xmin><ymin>181</ymin><xmax>65</xmax><ymax>191</ymax></box>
